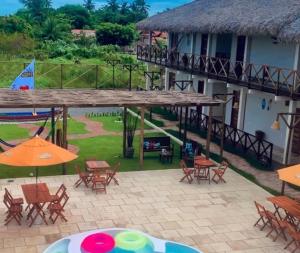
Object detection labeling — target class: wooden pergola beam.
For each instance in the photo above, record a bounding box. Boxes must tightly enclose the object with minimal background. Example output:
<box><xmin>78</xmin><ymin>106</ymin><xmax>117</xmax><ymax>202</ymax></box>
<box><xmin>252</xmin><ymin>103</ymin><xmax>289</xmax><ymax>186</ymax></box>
<box><xmin>0</xmin><ymin>89</ymin><xmax>223</xmax><ymax>108</ymax></box>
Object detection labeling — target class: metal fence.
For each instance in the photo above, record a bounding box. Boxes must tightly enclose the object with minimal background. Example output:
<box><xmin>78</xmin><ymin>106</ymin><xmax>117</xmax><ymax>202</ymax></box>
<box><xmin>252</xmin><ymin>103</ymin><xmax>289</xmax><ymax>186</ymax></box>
<box><xmin>0</xmin><ymin>61</ymin><xmax>146</xmax><ymax>89</ymax></box>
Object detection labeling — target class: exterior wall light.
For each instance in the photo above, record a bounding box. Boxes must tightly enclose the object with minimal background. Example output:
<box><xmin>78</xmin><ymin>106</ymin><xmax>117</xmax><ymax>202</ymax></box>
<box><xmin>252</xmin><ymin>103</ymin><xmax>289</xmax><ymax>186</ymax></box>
<box><xmin>233</xmin><ymin>102</ymin><xmax>239</xmax><ymax>109</ymax></box>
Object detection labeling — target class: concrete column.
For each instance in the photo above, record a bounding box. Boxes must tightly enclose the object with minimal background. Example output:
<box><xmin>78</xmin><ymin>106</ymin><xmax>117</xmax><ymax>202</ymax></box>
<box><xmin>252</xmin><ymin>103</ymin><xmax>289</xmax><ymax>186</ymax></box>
<box><xmin>203</xmin><ymin>79</ymin><xmax>213</xmax><ymax>115</ymax></box>
<box><xmin>164</xmin><ymin>68</ymin><xmax>170</xmax><ymax>91</ymax></box>
<box><xmin>283</xmin><ymin>100</ymin><xmax>297</xmax><ymax>164</ymax></box>
<box><xmin>237</xmin><ymin>87</ymin><xmax>248</xmax><ymax>130</ymax></box>
<box><xmin>230</xmin><ymin>35</ymin><xmax>237</xmax><ymax>72</ymax></box>
<box><xmin>242</xmin><ymin>36</ymin><xmax>251</xmax><ymax>81</ymax></box>
<box><xmin>293</xmin><ymin>44</ymin><xmax>300</xmax><ymax>71</ymax></box>
<box><xmin>293</xmin><ymin>44</ymin><xmax>300</xmax><ymax>90</ymax></box>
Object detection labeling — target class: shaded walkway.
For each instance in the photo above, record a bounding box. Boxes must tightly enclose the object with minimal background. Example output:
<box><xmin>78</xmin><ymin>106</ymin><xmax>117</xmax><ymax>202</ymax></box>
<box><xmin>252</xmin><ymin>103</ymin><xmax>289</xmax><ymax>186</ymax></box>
<box><xmin>151</xmin><ymin>112</ymin><xmax>299</xmax><ymax>198</ymax></box>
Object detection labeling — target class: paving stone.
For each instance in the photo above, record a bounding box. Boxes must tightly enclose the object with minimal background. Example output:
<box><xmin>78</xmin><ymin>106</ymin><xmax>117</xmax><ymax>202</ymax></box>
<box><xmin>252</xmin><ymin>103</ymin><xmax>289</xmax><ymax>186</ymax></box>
<box><xmin>0</xmin><ymin>169</ymin><xmax>291</xmax><ymax>252</ymax></box>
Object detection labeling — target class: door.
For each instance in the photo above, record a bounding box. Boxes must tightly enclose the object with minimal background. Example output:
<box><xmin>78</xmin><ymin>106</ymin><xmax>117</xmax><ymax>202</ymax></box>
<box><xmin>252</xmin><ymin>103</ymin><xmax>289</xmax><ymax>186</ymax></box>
<box><xmin>171</xmin><ymin>33</ymin><xmax>178</xmax><ymax>49</ymax></box>
<box><xmin>200</xmin><ymin>34</ymin><xmax>208</xmax><ymax>71</ymax></box>
<box><xmin>230</xmin><ymin>90</ymin><xmax>240</xmax><ymax>129</ymax></box>
<box><xmin>292</xmin><ymin>108</ymin><xmax>300</xmax><ymax>154</ymax></box>
<box><xmin>235</xmin><ymin>36</ymin><xmax>246</xmax><ymax>78</ymax></box>
<box><xmin>215</xmin><ymin>34</ymin><xmax>232</xmax><ymax>74</ymax></box>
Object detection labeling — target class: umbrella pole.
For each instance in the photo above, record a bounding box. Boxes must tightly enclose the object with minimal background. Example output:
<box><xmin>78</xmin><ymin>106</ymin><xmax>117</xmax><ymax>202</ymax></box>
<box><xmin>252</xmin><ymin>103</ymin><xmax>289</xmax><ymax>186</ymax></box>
<box><xmin>36</xmin><ymin>167</ymin><xmax>38</xmax><ymax>185</ymax></box>
<box><xmin>281</xmin><ymin>181</ymin><xmax>286</xmax><ymax>195</ymax></box>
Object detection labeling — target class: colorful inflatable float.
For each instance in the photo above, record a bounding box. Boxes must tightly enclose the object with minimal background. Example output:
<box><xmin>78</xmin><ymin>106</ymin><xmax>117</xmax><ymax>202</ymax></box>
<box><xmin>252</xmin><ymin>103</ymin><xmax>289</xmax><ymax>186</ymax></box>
<box><xmin>44</xmin><ymin>228</ymin><xmax>202</xmax><ymax>253</ymax></box>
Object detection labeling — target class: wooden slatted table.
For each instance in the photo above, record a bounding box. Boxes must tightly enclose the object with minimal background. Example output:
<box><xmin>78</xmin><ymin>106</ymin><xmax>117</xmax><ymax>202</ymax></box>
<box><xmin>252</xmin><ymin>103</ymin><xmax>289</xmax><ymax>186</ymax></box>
<box><xmin>194</xmin><ymin>156</ymin><xmax>216</xmax><ymax>184</ymax></box>
<box><xmin>267</xmin><ymin>196</ymin><xmax>300</xmax><ymax>226</ymax></box>
<box><xmin>86</xmin><ymin>160</ymin><xmax>110</xmax><ymax>173</ymax></box>
<box><xmin>21</xmin><ymin>183</ymin><xmax>52</xmax><ymax>227</ymax></box>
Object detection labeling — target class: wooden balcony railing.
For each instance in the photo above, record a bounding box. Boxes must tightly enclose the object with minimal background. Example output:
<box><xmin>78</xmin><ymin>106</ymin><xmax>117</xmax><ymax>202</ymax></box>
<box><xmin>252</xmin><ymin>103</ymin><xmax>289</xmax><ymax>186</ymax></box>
<box><xmin>137</xmin><ymin>45</ymin><xmax>300</xmax><ymax>99</ymax></box>
<box><xmin>164</xmin><ymin>106</ymin><xmax>273</xmax><ymax>166</ymax></box>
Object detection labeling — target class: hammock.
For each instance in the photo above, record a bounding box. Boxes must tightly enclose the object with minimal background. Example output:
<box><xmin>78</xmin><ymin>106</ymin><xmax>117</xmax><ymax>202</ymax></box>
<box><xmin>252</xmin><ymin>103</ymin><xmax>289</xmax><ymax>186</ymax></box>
<box><xmin>0</xmin><ymin>116</ymin><xmax>50</xmax><ymax>149</ymax></box>
<box><xmin>0</xmin><ymin>111</ymin><xmax>58</xmax><ymax>122</ymax></box>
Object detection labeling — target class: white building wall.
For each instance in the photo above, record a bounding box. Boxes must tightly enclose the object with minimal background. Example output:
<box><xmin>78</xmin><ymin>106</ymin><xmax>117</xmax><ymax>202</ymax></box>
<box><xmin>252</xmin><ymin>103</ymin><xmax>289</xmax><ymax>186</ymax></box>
<box><xmin>244</xmin><ymin>92</ymin><xmax>288</xmax><ymax>148</ymax></box>
<box><xmin>249</xmin><ymin>36</ymin><xmax>296</xmax><ymax>68</ymax></box>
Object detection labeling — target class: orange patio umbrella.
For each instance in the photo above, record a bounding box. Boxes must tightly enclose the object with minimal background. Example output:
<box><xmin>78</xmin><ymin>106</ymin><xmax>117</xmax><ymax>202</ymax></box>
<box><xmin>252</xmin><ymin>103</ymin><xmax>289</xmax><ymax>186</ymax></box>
<box><xmin>0</xmin><ymin>136</ymin><xmax>77</xmax><ymax>182</ymax></box>
<box><xmin>278</xmin><ymin>164</ymin><xmax>300</xmax><ymax>194</ymax></box>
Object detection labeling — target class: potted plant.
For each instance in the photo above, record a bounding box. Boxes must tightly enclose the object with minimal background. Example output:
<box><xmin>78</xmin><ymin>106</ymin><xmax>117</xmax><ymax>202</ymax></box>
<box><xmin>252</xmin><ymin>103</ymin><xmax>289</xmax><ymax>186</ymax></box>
<box><xmin>125</xmin><ymin>111</ymin><xmax>138</xmax><ymax>158</ymax></box>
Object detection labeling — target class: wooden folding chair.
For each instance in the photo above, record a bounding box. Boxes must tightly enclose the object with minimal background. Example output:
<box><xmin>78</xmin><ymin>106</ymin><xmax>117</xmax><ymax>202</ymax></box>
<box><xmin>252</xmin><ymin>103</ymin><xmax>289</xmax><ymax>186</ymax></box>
<box><xmin>107</xmin><ymin>162</ymin><xmax>120</xmax><ymax>186</ymax></box>
<box><xmin>49</xmin><ymin>191</ymin><xmax>69</xmax><ymax>224</ymax></box>
<box><xmin>265</xmin><ymin>210</ymin><xmax>288</xmax><ymax>241</ymax></box>
<box><xmin>92</xmin><ymin>172</ymin><xmax>107</xmax><ymax>194</ymax></box>
<box><xmin>179</xmin><ymin>160</ymin><xmax>194</xmax><ymax>184</ymax></box>
<box><xmin>285</xmin><ymin>223</ymin><xmax>300</xmax><ymax>253</ymax></box>
<box><xmin>50</xmin><ymin>184</ymin><xmax>66</xmax><ymax>202</ymax></box>
<box><xmin>4</xmin><ymin>188</ymin><xmax>23</xmax><ymax>207</ymax></box>
<box><xmin>74</xmin><ymin>165</ymin><xmax>91</xmax><ymax>188</ymax></box>
<box><xmin>253</xmin><ymin>201</ymin><xmax>270</xmax><ymax>231</ymax></box>
<box><xmin>3</xmin><ymin>194</ymin><xmax>22</xmax><ymax>225</ymax></box>
<box><xmin>212</xmin><ymin>161</ymin><xmax>228</xmax><ymax>184</ymax></box>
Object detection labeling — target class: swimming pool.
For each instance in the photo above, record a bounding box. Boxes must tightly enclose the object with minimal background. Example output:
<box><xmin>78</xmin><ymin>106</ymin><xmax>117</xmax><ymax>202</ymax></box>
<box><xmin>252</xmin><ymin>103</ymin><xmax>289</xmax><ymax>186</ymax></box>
<box><xmin>44</xmin><ymin>228</ymin><xmax>202</xmax><ymax>253</ymax></box>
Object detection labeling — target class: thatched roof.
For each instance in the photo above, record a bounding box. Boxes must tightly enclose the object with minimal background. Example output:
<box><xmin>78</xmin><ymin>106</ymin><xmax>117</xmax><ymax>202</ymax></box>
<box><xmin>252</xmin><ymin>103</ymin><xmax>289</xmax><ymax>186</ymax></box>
<box><xmin>137</xmin><ymin>0</ymin><xmax>300</xmax><ymax>42</ymax></box>
<box><xmin>0</xmin><ymin>89</ymin><xmax>223</xmax><ymax>108</ymax></box>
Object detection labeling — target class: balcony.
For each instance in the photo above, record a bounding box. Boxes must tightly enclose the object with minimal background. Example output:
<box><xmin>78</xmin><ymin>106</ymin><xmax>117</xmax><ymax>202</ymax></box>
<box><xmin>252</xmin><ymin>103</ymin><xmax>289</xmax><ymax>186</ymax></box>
<box><xmin>137</xmin><ymin>45</ymin><xmax>300</xmax><ymax>99</ymax></box>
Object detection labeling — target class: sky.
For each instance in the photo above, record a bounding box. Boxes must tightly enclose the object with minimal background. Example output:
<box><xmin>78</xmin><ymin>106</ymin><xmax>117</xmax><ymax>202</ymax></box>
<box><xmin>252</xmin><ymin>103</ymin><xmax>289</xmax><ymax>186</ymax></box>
<box><xmin>0</xmin><ymin>0</ymin><xmax>192</xmax><ymax>16</ymax></box>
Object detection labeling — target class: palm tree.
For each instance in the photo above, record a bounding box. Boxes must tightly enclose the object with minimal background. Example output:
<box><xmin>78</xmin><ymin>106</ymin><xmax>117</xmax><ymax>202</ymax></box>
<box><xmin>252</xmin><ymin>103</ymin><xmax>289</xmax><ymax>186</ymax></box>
<box><xmin>83</xmin><ymin>0</ymin><xmax>95</xmax><ymax>12</ymax></box>
<box><xmin>19</xmin><ymin>0</ymin><xmax>52</xmax><ymax>23</ymax></box>
<box><xmin>40</xmin><ymin>15</ymin><xmax>70</xmax><ymax>41</ymax></box>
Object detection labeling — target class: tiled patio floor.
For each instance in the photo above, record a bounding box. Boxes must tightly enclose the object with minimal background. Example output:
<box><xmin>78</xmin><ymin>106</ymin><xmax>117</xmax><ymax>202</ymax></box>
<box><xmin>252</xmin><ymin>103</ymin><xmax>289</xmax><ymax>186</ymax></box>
<box><xmin>0</xmin><ymin>169</ymin><xmax>290</xmax><ymax>253</ymax></box>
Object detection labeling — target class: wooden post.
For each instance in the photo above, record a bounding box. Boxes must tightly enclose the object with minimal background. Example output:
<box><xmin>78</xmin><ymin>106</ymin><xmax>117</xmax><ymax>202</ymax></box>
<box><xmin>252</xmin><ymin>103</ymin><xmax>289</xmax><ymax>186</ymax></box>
<box><xmin>206</xmin><ymin>106</ymin><xmax>213</xmax><ymax>159</ymax></box>
<box><xmin>140</xmin><ymin>107</ymin><xmax>145</xmax><ymax>169</ymax></box>
<box><xmin>129</xmin><ymin>65</ymin><xmax>132</xmax><ymax>91</ymax></box>
<box><xmin>62</xmin><ymin>106</ymin><xmax>68</xmax><ymax>175</ymax></box>
<box><xmin>184</xmin><ymin>106</ymin><xmax>188</xmax><ymax>144</ymax></box>
<box><xmin>179</xmin><ymin>106</ymin><xmax>183</xmax><ymax>138</ymax></box>
<box><xmin>220</xmin><ymin>103</ymin><xmax>226</xmax><ymax>160</ymax></box>
<box><xmin>123</xmin><ymin>107</ymin><xmax>127</xmax><ymax>158</ymax></box>
<box><xmin>51</xmin><ymin>107</ymin><xmax>55</xmax><ymax>144</ymax></box>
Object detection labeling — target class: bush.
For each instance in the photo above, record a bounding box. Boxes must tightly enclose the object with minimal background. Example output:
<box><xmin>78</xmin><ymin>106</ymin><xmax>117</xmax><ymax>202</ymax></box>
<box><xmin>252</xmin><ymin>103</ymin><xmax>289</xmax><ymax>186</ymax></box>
<box><xmin>0</xmin><ymin>33</ymin><xmax>35</xmax><ymax>56</ymax></box>
<box><xmin>96</xmin><ymin>23</ymin><xmax>137</xmax><ymax>46</ymax></box>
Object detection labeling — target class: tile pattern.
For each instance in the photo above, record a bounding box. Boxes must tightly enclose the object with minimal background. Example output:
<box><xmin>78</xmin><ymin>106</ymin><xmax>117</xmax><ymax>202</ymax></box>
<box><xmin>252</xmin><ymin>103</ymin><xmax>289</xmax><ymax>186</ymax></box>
<box><xmin>0</xmin><ymin>169</ymin><xmax>290</xmax><ymax>253</ymax></box>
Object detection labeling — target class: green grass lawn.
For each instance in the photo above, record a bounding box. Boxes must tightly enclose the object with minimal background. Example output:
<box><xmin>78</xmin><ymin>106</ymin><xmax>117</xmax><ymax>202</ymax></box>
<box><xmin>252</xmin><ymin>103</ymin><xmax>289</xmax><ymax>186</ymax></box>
<box><xmin>37</xmin><ymin>118</ymin><xmax>88</xmax><ymax>135</ymax></box>
<box><xmin>90</xmin><ymin>115</ymin><xmax>153</xmax><ymax>132</ymax></box>
<box><xmin>0</xmin><ymin>124</ymin><xmax>30</xmax><ymax>140</ymax></box>
<box><xmin>0</xmin><ymin>133</ymin><xmax>180</xmax><ymax>179</ymax></box>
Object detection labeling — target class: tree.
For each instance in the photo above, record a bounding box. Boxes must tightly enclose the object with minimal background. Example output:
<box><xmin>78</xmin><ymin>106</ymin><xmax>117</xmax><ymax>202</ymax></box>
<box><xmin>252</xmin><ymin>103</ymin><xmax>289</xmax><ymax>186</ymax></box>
<box><xmin>38</xmin><ymin>15</ymin><xmax>71</xmax><ymax>41</ymax></box>
<box><xmin>0</xmin><ymin>16</ymin><xmax>32</xmax><ymax>34</ymax></box>
<box><xmin>57</xmin><ymin>5</ymin><xmax>91</xmax><ymax>29</ymax></box>
<box><xmin>83</xmin><ymin>0</ymin><xmax>95</xmax><ymax>12</ymax></box>
<box><xmin>107</xmin><ymin>0</ymin><xmax>119</xmax><ymax>12</ymax></box>
<box><xmin>130</xmin><ymin>0</ymin><xmax>149</xmax><ymax>22</ymax></box>
<box><xmin>96</xmin><ymin>23</ymin><xmax>137</xmax><ymax>46</ymax></box>
<box><xmin>19</xmin><ymin>0</ymin><xmax>52</xmax><ymax>23</ymax></box>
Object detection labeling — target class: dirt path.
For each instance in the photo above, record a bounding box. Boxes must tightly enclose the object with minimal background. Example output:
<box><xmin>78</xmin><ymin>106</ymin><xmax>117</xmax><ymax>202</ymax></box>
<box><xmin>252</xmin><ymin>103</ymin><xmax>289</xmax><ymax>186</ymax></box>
<box><xmin>68</xmin><ymin>115</ymin><xmax>120</xmax><ymax>140</ymax></box>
